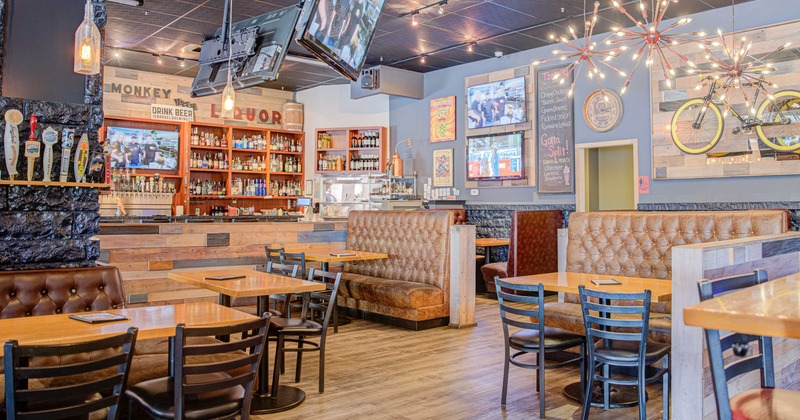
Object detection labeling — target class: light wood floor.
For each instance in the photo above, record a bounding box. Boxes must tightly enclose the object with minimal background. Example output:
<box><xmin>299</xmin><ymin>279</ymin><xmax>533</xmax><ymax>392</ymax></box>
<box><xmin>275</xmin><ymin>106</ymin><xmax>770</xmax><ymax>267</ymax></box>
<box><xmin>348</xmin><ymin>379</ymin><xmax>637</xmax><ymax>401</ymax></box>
<box><xmin>256</xmin><ymin>296</ymin><xmax>668</xmax><ymax>420</ymax></box>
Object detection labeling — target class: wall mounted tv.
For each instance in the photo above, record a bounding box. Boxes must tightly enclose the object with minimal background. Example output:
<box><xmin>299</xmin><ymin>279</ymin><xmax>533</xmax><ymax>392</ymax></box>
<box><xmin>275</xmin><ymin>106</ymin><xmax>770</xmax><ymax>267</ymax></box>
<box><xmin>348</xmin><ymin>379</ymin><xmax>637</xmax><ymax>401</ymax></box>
<box><xmin>467</xmin><ymin>76</ymin><xmax>527</xmax><ymax>129</ymax></box>
<box><xmin>191</xmin><ymin>5</ymin><xmax>301</xmax><ymax>97</ymax></box>
<box><xmin>467</xmin><ymin>131</ymin><xmax>525</xmax><ymax>181</ymax></box>
<box><xmin>296</xmin><ymin>0</ymin><xmax>386</xmax><ymax>81</ymax></box>
<box><xmin>106</xmin><ymin>126</ymin><xmax>180</xmax><ymax>170</ymax></box>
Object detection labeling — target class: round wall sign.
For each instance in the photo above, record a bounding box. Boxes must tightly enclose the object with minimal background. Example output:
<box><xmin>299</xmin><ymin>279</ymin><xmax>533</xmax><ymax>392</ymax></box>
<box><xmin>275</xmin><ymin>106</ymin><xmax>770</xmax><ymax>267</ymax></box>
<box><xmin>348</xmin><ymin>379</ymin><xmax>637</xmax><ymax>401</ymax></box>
<box><xmin>583</xmin><ymin>89</ymin><xmax>623</xmax><ymax>132</ymax></box>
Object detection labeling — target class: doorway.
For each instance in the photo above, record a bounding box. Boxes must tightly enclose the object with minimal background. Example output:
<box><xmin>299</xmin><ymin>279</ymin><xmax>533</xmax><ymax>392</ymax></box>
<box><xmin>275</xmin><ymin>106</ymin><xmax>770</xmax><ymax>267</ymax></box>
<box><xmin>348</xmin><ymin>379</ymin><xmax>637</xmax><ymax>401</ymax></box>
<box><xmin>575</xmin><ymin>139</ymin><xmax>639</xmax><ymax>212</ymax></box>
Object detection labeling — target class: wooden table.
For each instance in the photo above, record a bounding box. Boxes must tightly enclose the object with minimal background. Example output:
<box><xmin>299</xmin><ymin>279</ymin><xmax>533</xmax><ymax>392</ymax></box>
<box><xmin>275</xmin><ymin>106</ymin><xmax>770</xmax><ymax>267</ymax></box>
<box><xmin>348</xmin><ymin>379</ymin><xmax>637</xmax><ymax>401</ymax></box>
<box><xmin>0</xmin><ymin>302</ymin><xmax>257</xmax><ymax>345</ymax></box>
<box><xmin>684</xmin><ymin>273</ymin><xmax>800</xmax><ymax>338</ymax></box>
<box><xmin>475</xmin><ymin>237</ymin><xmax>509</xmax><ymax>265</ymax></box>
<box><xmin>168</xmin><ymin>268</ymin><xmax>326</xmax><ymax>414</ymax></box>
<box><xmin>286</xmin><ymin>248</ymin><xmax>389</xmax><ymax>271</ymax></box>
<box><xmin>504</xmin><ymin>271</ymin><xmax>672</xmax><ymax>302</ymax></box>
<box><xmin>505</xmin><ymin>271</ymin><xmax>672</xmax><ymax>408</ymax></box>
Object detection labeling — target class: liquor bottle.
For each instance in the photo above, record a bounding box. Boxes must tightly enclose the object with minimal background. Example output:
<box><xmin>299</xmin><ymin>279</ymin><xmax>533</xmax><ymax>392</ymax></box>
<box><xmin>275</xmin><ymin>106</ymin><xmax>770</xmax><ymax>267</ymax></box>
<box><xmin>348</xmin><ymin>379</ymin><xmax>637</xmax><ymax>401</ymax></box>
<box><xmin>296</xmin><ymin>159</ymin><xmax>302</xmax><ymax>173</ymax></box>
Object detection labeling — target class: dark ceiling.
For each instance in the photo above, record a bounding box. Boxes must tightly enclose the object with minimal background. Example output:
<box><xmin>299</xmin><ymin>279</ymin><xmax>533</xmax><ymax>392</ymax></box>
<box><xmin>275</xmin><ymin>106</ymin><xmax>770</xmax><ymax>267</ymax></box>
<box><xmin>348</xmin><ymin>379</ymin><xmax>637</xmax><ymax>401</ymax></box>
<box><xmin>104</xmin><ymin>0</ymin><xmax>753</xmax><ymax>92</ymax></box>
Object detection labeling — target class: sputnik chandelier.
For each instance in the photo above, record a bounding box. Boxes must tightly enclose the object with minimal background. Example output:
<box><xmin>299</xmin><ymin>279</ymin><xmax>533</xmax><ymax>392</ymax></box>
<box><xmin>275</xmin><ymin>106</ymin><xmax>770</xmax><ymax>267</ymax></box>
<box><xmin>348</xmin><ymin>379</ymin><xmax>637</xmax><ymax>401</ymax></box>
<box><xmin>606</xmin><ymin>0</ymin><xmax>704</xmax><ymax>94</ymax></box>
<box><xmin>532</xmin><ymin>1</ymin><xmax>626</xmax><ymax>97</ymax></box>
<box><xmin>693</xmin><ymin>29</ymin><xmax>792</xmax><ymax>117</ymax></box>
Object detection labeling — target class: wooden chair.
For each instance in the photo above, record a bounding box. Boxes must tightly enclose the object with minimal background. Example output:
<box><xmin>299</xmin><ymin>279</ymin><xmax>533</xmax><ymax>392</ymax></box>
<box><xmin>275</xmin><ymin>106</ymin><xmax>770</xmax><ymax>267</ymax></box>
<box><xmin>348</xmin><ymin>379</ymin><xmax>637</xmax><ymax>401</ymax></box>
<box><xmin>494</xmin><ymin>278</ymin><xmax>585</xmax><ymax>419</ymax></box>
<box><xmin>4</xmin><ymin>327</ymin><xmax>138</xmax><ymax>420</ymax></box>
<box><xmin>125</xmin><ymin>314</ymin><xmax>270</xmax><ymax>420</ymax></box>
<box><xmin>578</xmin><ymin>286</ymin><xmax>670</xmax><ymax>420</ymax></box>
<box><xmin>270</xmin><ymin>268</ymin><xmax>342</xmax><ymax>394</ymax></box>
<box><xmin>698</xmin><ymin>269</ymin><xmax>800</xmax><ymax>420</ymax></box>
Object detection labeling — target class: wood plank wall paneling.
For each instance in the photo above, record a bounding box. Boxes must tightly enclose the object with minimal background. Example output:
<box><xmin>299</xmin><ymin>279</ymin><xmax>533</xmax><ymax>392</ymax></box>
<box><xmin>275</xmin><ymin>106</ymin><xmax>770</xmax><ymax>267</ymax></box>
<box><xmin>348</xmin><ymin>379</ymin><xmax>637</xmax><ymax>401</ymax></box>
<box><xmin>98</xmin><ymin>222</ymin><xmax>346</xmax><ymax>306</ymax></box>
<box><xmin>672</xmin><ymin>232</ymin><xmax>800</xmax><ymax>419</ymax></box>
<box><xmin>103</xmin><ymin>67</ymin><xmax>293</xmax><ymax>129</ymax></box>
<box><xmin>651</xmin><ymin>20</ymin><xmax>800</xmax><ymax>179</ymax></box>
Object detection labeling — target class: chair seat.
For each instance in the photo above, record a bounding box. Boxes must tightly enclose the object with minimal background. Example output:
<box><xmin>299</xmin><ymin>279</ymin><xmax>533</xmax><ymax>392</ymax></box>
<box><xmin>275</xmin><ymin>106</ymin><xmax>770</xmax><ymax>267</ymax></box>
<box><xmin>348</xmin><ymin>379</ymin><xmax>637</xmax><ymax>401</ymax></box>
<box><xmin>730</xmin><ymin>388</ymin><xmax>800</xmax><ymax>420</ymax></box>
<box><xmin>270</xmin><ymin>317</ymin><xmax>323</xmax><ymax>332</ymax></box>
<box><xmin>594</xmin><ymin>340</ymin><xmax>671</xmax><ymax>365</ymax></box>
<box><xmin>125</xmin><ymin>373</ymin><xmax>244</xmax><ymax>420</ymax></box>
<box><xmin>509</xmin><ymin>327</ymin><xmax>584</xmax><ymax>350</ymax></box>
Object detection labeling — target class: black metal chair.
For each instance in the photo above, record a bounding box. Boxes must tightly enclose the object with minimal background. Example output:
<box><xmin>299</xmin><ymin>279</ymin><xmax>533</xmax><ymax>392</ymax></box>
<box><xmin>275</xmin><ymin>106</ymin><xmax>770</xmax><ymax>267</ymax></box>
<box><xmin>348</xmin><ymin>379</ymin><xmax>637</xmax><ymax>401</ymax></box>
<box><xmin>698</xmin><ymin>269</ymin><xmax>799</xmax><ymax>420</ymax></box>
<box><xmin>125</xmin><ymin>314</ymin><xmax>270</xmax><ymax>420</ymax></box>
<box><xmin>578</xmin><ymin>286</ymin><xmax>670</xmax><ymax>420</ymax></box>
<box><xmin>494</xmin><ymin>278</ymin><xmax>585</xmax><ymax>419</ymax></box>
<box><xmin>4</xmin><ymin>327</ymin><xmax>138</xmax><ymax>420</ymax></box>
<box><xmin>279</xmin><ymin>251</ymin><xmax>306</xmax><ymax>279</ymax></box>
<box><xmin>270</xmin><ymin>268</ymin><xmax>342</xmax><ymax>394</ymax></box>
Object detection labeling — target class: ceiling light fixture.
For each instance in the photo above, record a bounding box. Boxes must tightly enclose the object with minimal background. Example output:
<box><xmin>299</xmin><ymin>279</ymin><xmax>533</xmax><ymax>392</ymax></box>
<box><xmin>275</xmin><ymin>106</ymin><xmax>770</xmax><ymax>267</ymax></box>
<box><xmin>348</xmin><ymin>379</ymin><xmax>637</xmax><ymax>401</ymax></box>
<box><xmin>400</xmin><ymin>0</ymin><xmax>448</xmax><ymax>22</ymax></box>
<box><xmin>467</xmin><ymin>42</ymin><xmax>475</xmax><ymax>52</ymax></box>
<box><xmin>607</xmin><ymin>0</ymin><xmax>703</xmax><ymax>94</ymax></box>
<box><xmin>420</xmin><ymin>55</ymin><xmax>427</xmax><ymax>63</ymax></box>
<box><xmin>179</xmin><ymin>58</ymin><xmax>186</xmax><ymax>67</ymax></box>
<box><xmin>155</xmin><ymin>55</ymin><xmax>162</xmax><ymax>65</ymax></box>
<box><xmin>74</xmin><ymin>0</ymin><xmax>101</xmax><ymax>75</ymax></box>
<box><xmin>114</xmin><ymin>50</ymin><xmax>121</xmax><ymax>58</ymax></box>
<box><xmin>221</xmin><ymin>0</ymin><xmax>236</xmax><ymax>119</ymax></box>
<box><xmin>411</xmin><ymin>12</ymin><xmax>418</xmax><ymax>27</ymax></box>
<box><xmin>107</xmin><ymin>0</ymin><xmax>144</xmax><ymax>6</ymax></box>
<box><xmin>531</xmin><ymin>1</ymin><xmax>624</xmax><ymax>97</ymax></box>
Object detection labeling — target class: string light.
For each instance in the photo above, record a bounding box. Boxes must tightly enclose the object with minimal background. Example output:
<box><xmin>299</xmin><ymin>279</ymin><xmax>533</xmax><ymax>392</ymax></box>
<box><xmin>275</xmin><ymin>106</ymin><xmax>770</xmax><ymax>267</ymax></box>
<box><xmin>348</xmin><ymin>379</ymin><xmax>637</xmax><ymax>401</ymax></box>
<box><xmin>607</xmin><ymin>0</ymin><xmax>703</xmax><ymax>94</ymax></box>
<box><xmin>531</xmin><ymin>1</ymin><xmax>624</xmax><ymax>97</ymax></box>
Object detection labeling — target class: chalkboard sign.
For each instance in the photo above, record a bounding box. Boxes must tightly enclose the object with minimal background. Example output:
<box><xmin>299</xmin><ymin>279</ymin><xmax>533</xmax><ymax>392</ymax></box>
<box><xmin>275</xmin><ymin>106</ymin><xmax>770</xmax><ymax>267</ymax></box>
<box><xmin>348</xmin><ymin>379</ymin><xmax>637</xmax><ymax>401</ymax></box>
<box><xmin>535</xmin><ymin>66</ymin><xmax>574</xmax><ymax>194</ymax></box>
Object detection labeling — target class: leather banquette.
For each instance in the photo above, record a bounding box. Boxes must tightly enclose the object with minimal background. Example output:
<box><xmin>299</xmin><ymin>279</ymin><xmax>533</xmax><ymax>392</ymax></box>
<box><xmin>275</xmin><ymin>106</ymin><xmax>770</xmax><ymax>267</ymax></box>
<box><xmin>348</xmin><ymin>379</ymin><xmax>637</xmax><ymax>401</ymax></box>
<box><xmin>0</xmin><ymin>266</ymin><xmax>241</xmax><ymax>412</ymax></box>
<box><xmin>338</xmin><ymin>210</ymin><xmax>452</xmax><ymax>330</ymax></box>
<box><xmin>544</xmin><ymin>210</ymin><xmax>791</xmax><ymax>343</ymax></box>
<box><xmin>480</xmin><ymin>210</ymin><xmax>563</xmax><ymax>293</ymax></box>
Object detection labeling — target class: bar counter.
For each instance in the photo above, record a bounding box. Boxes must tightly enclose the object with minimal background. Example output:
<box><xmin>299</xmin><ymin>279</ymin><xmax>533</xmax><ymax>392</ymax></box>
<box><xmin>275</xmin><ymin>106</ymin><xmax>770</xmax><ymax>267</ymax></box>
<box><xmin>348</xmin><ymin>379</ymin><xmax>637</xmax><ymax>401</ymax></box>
<box><xmin>97</xmin><ymin>219</ymin><xmax>346</xmax><ymax>305</ymax></box>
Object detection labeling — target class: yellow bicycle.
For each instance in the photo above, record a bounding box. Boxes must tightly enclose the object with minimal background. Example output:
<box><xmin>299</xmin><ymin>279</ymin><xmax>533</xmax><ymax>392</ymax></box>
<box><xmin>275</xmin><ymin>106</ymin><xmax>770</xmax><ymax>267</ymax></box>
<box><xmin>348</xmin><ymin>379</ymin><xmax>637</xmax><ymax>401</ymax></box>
<box><xmin>670</xmin><ymin>76</ymin><xmax>800</xmax><ymax>154</ymax></box>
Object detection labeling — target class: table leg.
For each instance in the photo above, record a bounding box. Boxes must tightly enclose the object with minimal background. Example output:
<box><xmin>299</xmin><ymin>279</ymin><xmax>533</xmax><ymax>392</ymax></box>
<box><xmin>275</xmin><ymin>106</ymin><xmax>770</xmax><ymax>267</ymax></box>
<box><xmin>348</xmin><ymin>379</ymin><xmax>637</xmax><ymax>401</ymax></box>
<box><xmin>484</xmin><ymin>246</ymin><xmax>492</xmax><ymax>265</ymax></box>
<box><xmin>321</xmin><ymin>261</ymin><xmax>329</xmax><ymax>272</ymax></box>
<box><xmin>218</xmin><ymin>294</ymin><xmax>231</xmax><ymax>343</ymax></box>
<box><xmin>250</xmin><ymin>294</ymin><xmax>307</xmax><ymax>414</ymax></box>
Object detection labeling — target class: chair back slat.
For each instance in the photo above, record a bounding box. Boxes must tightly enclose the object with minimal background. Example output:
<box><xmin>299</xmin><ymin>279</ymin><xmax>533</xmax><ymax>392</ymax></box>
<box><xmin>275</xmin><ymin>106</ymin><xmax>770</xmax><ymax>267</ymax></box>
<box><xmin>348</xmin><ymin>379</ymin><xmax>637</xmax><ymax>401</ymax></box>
<box><xmin>265</xmin><ymin>246</ymin><xmax>284</xmax><ymax>264</ymax></box>
<box><xmin>173</xmin><ymin>313</ymin><xmax>270</xmax><ymax>419</ymax></box>
<box><xmin>697</xmin><ymin>269</ymin><xmax>773</xmax><ymax>420</ymax></box>
<box><xmin>583</xmin><ymin>314</ymin><xmax>644</xmax><ymax>330</ymax></box>
<box><xmin>266</xmin><ymin>261</ymin><xmax>299</xmax><ymax>278</ymax></box>
<box><xmin>586</xmin><ymin>328</ymin><xmax>642</xmax><ymax>342</ymax></box>
<box><xmin>4</xmin><ymin>327</ymin><xmax>138</xmax><ymax>420</ymax></box>
<box><xmin>498</xmin><ymin>303</ymin><xmax>540</xmax><ymax>319</ymax></box>
<box><xmin>502</xmin><ymin>317</ymin><xmax>538</xmax><ymax>331</ymax></box>
<box><xmin>581</xmin><ymin>300</ymin><xmax>647</xmax><ymax>315</ymax></box>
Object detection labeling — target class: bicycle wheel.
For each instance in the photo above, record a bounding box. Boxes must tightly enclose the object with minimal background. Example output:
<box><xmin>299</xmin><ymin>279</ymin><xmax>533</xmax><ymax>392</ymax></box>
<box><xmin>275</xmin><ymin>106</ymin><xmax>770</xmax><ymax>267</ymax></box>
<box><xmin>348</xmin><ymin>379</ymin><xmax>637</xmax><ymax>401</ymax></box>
<box><xmin>670</xmin><ymin>98</ymin><xmax>724</xmax><ymax>155</ymax></box>
<box><xmin>756</xmin><ymin>90</ymin><xmax>800</xmax><ymax>152</ymax></box>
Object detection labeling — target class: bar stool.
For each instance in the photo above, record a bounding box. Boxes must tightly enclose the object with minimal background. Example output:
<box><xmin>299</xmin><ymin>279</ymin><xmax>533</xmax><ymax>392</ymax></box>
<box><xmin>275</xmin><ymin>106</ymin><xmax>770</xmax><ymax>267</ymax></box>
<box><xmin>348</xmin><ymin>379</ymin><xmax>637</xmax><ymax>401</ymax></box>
<box><xmin>698</xmin><ymin>269</ymin><xmax>800</xmax><ymax>420</ymax></box>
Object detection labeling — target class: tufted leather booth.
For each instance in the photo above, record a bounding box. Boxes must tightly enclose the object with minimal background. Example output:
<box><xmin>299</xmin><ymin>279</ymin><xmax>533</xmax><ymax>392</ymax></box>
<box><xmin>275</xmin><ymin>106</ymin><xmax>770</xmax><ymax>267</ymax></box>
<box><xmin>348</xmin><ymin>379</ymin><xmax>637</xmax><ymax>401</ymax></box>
<box><xmin>338</xmin><ymin>210</ymin><xmax>452</xmax><ymax>329</ymax></box>
<box><xmin>544</xmin><ymin>210</ymin><xmax>790</xmax><ymax>343</ymax></box>
<box><xmin>480</xmin><ymin>210</ymin><xmax>563</xmax><ymax>293</ymax></box>
<box><xmin>420</xmin><ymin>208</ymin><xmax>467</xmax><ymax>225</ymax></box>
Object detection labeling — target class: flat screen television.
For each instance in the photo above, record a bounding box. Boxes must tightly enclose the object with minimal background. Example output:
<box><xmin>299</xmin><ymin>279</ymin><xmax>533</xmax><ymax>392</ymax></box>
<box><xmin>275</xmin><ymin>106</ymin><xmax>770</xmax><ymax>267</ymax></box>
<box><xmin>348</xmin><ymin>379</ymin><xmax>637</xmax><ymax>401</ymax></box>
<box><xmin>106</xmin><ymin>126</ymin><xmax>180</xmax><ymax>170</ymax></box>
<box><xmin>296</xmin><ymin>0</ymin><xmax>386</xmax><ymax>81</ymax></box>
<box><xmin>467</xmin><ymin>76</ymin><xmax>527</xmax><ymax>129</ymax></box>
<box><xmin>467</xmin><ymin>131</ymin><xmax>525</xmax><ymax>181</ymax></box>
<box><xmin>191</xmin><ymin>5</ymin><xmax>301</xmax><ymax>97</ymax></box>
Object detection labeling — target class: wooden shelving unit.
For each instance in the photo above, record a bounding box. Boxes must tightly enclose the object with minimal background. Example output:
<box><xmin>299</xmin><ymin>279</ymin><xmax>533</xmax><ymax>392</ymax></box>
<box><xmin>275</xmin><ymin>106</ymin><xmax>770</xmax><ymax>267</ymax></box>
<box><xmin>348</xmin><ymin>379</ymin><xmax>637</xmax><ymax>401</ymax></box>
<box><xmin>314</xmin><ymin>126</ymin><xmax>387</xmax><ymax>174</ymax></box>
<box><xmin>101</xmin><ymin>117</ymin><xmax>305</xmax><ymax>216</ymax></box>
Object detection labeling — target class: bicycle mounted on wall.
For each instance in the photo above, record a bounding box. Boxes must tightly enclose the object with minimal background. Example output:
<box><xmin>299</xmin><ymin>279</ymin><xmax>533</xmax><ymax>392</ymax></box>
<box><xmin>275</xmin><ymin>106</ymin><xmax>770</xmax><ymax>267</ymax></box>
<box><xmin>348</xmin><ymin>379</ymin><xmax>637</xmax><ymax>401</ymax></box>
<box><xmin>670</xmin><ymin>72</ymin><xmax>800</xmax><ymax>155</ymax></box>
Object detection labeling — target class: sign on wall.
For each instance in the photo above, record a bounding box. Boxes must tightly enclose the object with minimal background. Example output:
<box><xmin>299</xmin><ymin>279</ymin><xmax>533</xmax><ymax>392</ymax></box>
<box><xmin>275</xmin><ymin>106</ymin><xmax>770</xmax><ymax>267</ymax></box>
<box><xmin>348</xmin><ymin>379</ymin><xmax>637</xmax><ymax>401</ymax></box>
<box><xmin>536</xmin><ymin>65</ymin><xmax>574</xmax><ymax>194</ymax></box>
<box><xmin>430</xmin><ymin>96</ymin><xmax>456</xmax><ymax>142</ymax></box>
<box><xmin>150</xmin><ymin>104</ymin><xmax>194</xmax><ymax>122</ymax></box>
<box><xmin>433</xmin><ymin>148</ymin><xmax>454</xmax><ymax>187</ymax></box>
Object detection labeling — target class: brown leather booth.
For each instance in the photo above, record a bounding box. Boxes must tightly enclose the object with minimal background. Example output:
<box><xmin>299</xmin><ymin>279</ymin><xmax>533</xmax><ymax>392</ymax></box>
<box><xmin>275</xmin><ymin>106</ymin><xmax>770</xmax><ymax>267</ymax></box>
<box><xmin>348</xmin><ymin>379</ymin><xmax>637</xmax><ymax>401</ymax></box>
<box><xmin>0</xmin><ymin>266</ymin><xmax>240</xmax><ymax>412</ymax></box>
<box><xmin>480</xmin><ymin>210</ymin><xmax>563</xmax><ymax>293</ymax></box>
<box><xmin>338</xmin><ymin>210</ymin><xmax>452</xmax><ymax>330</ymax></box>
<box><xmin>544</xmin><ymin>210</ymin><xmax>791</xmax><ymax>343</ymax></box>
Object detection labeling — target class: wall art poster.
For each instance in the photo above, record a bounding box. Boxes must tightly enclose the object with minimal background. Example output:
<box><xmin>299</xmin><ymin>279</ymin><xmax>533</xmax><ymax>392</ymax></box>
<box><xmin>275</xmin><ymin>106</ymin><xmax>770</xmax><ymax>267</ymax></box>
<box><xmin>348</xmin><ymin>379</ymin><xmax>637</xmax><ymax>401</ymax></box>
<box><xmin>430</xmin><ymin>96</ymin><xmax>456</xmax><ymax>142</ymax></box>
<box><xmin>433</xmin><ymin>148</ymin><xmax>454</xmax><ymax>187</ymax></box>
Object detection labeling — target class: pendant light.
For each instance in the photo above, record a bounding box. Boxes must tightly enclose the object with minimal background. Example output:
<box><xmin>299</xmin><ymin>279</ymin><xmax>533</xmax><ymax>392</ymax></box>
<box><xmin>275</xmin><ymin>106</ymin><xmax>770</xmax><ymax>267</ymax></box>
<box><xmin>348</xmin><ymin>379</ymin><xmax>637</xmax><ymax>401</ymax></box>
<box><xmin>220</xmin><ymin>0</ymin><xmax>235</xmax><ymax>119</ymax></box>
<box><xmin>74</xmin><ymin>0</ymin><xmax>101</xmax><ymax>75</ymax></box>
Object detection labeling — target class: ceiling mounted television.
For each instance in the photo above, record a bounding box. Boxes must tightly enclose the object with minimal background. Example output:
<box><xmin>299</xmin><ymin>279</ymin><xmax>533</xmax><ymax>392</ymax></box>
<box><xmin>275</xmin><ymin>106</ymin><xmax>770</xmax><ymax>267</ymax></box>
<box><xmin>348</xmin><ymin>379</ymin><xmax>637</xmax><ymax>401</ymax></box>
<box><xmin>467</xmin><ymin>76</ymin><xmax>527</xmax><ymax>129</ymax></box>
<box><xmin>106</xmin><ymin>126</ymin><xmax>180</xmax><ymax>170</ymax></box>
<box><xmin>296</xmin><ymin>0</ymin><xmax>386</xmax><ymax>81</ymax></box>
<box><xmin>191</xmin><ymin>5</ymin><xmax>301</xmax><ymax>97</ymax></box>
<box><xmin>467</xmin><ymin>131</ymin><xmax>525</xmax><ymax>181</ymax></box>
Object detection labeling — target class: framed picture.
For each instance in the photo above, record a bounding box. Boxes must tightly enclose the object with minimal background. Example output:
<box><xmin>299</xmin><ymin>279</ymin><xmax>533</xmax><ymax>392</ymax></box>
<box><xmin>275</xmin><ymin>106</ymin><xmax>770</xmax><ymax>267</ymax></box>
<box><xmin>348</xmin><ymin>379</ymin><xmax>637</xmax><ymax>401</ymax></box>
<box><xmin>433</xmin><ymin>148</ymin><xmax>454</xmax><ymax>187</ymax></box>
<box><xmin>430</xmin><ymin>96</ymin><xmax>456</xmax><ymax>142</ymax></box>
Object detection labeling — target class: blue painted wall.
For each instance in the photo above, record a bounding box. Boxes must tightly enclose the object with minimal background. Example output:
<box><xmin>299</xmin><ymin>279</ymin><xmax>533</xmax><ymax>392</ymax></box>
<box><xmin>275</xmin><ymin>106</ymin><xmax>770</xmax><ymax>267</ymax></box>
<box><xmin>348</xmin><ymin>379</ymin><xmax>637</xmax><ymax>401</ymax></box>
<box><xmin>390</xmin><ymin>0</ymin><xmax>800</xmax><ymax>204</ymax></box>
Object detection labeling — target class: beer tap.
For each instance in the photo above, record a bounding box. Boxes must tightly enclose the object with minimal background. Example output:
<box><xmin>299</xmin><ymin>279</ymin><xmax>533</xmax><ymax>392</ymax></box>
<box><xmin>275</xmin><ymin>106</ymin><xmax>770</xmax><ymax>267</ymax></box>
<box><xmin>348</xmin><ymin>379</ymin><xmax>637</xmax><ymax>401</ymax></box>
<box><xmin>59</xmin><ymin>129</ymin><xmax>75</xmax><ymax>182</ymax></box>
<box><xmin>74</xmin><ymin>133</ymin><xmax>89</xmax><ymax>183</ymax></box>
<box><xmin>4</xmin><ymin>109</ymin><xmax>22</xmax><ymax>180</ymax></box>
<box><xmin>41</xmin><ymin>127</ymin><xmax>58</xmax><ymax>182</ymax></box>
<box><xmin>24</xmin><ymin>115</ymin><xmax>40</xmax><ymax>182</ymax></box>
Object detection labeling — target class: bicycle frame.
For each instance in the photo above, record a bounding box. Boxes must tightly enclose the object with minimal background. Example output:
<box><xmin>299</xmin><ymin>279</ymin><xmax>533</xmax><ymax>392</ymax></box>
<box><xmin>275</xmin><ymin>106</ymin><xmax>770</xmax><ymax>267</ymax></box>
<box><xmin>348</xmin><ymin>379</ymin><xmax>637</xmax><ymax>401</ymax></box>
<box><xmin>693</xmin><ymin>76</ymin><xmax>788</xmax><ymax>131</ymax></box>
